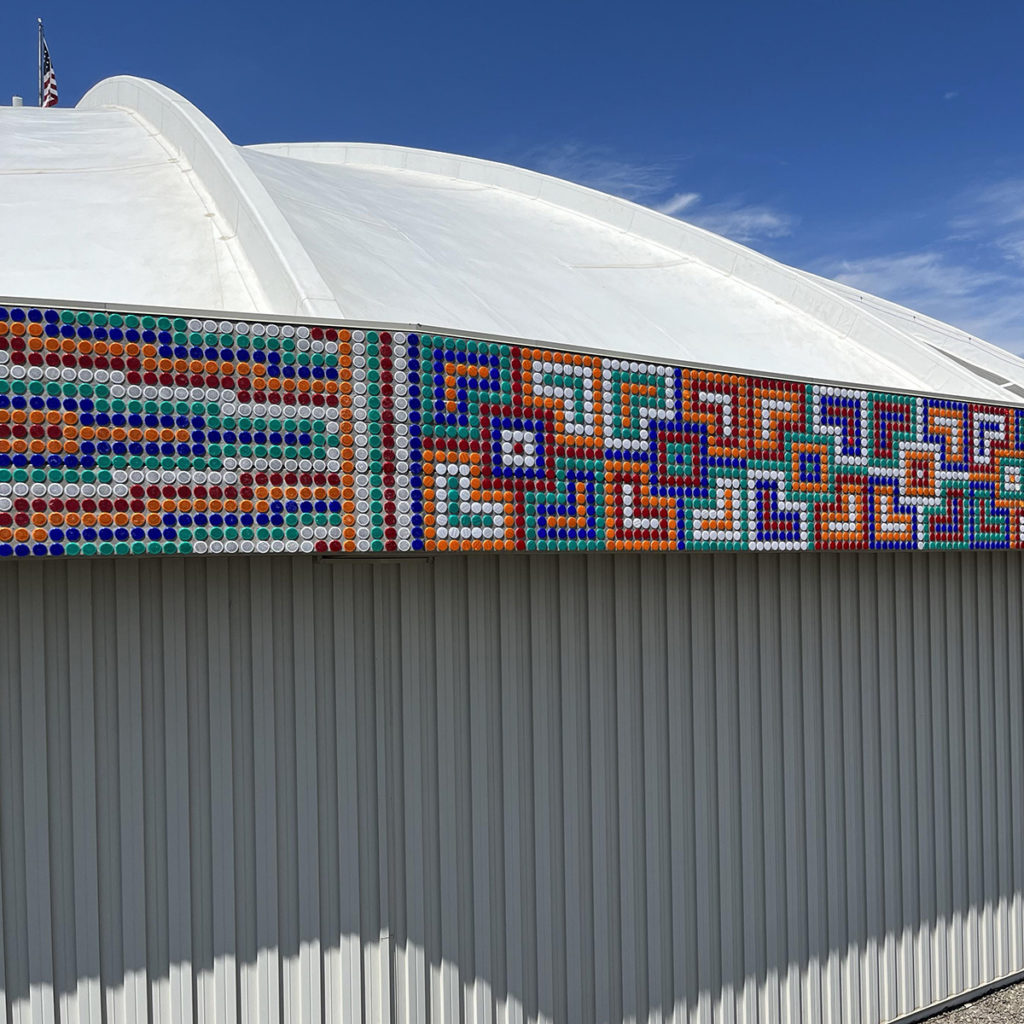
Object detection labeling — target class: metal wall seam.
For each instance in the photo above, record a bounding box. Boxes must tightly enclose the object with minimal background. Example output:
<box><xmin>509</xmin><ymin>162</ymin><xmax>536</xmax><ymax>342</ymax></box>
<box><xmin>206</xmin><ymin>557</ymin><xmax>238</xmax><ymax>1024</ymax></box>
<box><xmin>1009</xmin><ymin>563</ymin><xmax>1024</xmax><ymax>983</ymax></box>
<box><xmin>249</xmin><ymin>558</ymin><xmax>281</xmax><ymax>1024</ymax></box>
<box><xmin>20</xmin><ymin>560</ymin><xmax>56</xmax><ymax>1024</ymax></box>
<box><xmin>330</xmin><ymin>561</ymin><xmax>364</xmax><ymax>1024</ymax></box>
<box><xmin>0</xmin><ymin>625</ymin><xmax>7</xmax><ymax>1020</ymax></box>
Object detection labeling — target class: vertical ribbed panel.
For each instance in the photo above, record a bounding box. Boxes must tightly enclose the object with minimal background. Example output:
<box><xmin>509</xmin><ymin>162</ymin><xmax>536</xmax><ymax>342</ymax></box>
<box><xmin>0</xmin><ymin>551</ymin><xmax>1022</xmax><ymax>1024</ymax></box>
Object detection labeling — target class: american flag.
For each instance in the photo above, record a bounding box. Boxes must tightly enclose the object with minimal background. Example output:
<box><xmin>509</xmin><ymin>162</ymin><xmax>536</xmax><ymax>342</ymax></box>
<box><xmin>41</xmin><ymin>38</ymin><xmax>58</xmax><ymax>107</ymax></box>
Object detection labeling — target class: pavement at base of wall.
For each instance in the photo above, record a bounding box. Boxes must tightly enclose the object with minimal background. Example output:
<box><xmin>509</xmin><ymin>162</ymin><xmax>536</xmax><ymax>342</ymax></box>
<box><xmin>926</xmin><ymin>980</ymin><xmax>1024</xmax><ymax>1022</ymax></box>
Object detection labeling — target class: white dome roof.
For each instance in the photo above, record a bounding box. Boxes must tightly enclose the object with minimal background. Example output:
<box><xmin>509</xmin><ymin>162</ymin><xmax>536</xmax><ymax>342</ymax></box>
<box><xmin>1</xmin><ymin>74</ymin><xmax>1021</xmax><ymax>403</ymax></box>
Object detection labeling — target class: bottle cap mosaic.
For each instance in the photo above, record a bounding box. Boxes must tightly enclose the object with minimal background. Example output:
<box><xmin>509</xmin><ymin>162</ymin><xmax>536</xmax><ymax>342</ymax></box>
<box><xmin>0</xmin><ymin>302</ymin><xmax>1021</xmax><ymax>556</ymax></box>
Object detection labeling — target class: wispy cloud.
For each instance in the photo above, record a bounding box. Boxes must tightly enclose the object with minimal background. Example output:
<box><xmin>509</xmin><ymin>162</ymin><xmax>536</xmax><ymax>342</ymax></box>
<box><xmin>657</xmin><ymin>191</ymin><xmax>700</xmax><ymax>216</ymax></box>
<box><xmin>831</xmin><ymin>251</ymin><xmax>998</xmax><ymax>304</ymax></box>
<box><xmin>520</xmin><ymin>142</ymin><xmax>795</xmax><ymax>245</ymax></box>
<box><xmin>655</xmin><ymin>191</ymin><xmax>796</xmax><ymax>242</ymax></box>
<box><xmin>525</xmin><ymin>142</ymin><xmax>677</xmax><ymax>203</ymax></box>
<box><xmin>682</xmin><ymin>199</ymin><xmax>796</xmax><ymax>243</ymax></box>
<box><xmin>944</xmin><ymin>90</ymin><xmax>959</xmax><ymax>101</ymax></box>
<box><xmin>825</xmin><ymin>250</ymin><xmax>1024</xmax><ymax>350</ymax></box>
<box><xmin>952</xmin><ymin>178</ymin><xmax>1024</xmax><ymax>265</ymax></box>
<box><xmin>808</xmin><ymin>176</ymin><xmax>1024</xmax><ymax>351</ymax></box>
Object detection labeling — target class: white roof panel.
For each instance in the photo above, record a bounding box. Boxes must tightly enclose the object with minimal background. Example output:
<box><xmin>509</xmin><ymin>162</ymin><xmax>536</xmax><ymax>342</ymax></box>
<box><xmin>242</xmin><ymin>147</ymin><xmax>923</xmax><ymax>389</ymax></box>
<box><xmin>1</xmin><ymin>76</ymin><xmax>1021</xmax><ymax>405</ymax></box>
<box><xmin>0</xmin><ymin>106</ymin><xmax>261</xmax><ymax>313</ymax></box>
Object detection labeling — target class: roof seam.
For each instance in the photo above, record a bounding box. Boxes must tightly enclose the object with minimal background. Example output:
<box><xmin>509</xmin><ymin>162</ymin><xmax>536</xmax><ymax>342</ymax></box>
<box><xmin>114</xmin><ymin>104</ymin><xmax>265</xmax><ymax>315</ymax></box>
<box><xmin>76</xmin><ymin>77</ymin><xmax>343</xmax><ymax>321</ymax></box>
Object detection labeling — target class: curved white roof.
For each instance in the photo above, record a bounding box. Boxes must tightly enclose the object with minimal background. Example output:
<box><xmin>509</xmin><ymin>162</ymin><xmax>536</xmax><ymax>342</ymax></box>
<box><xmin>0</xmin><ymin>104</ymin><xmax>263</xmax><ymax>313</ymax></box>
<box><xmin>0</xmin><ymin>74</ymin><xmax>1021</xmax><ymax>402</ymax></box>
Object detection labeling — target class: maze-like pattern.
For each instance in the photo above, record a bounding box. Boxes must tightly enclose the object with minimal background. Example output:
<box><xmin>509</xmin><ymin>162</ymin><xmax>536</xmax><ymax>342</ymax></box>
<box><xmin>2</xmin><ymin>303</ymin><xmax>1023</xmax><ymax>556</ymax></box>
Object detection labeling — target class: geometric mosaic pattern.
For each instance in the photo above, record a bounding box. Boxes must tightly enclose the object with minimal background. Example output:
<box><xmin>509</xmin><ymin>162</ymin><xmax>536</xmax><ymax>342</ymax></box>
<box><xmin>3</xmin><ymin>302</ymin><xmax>1024</xmax><ymax>557</ymax></box>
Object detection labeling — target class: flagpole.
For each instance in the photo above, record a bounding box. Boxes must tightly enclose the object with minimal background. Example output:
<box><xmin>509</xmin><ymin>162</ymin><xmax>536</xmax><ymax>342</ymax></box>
<box><xmin>37</xmin><ymin>18</ymin><xmax>43</xmax><ymax>107</ymax></box>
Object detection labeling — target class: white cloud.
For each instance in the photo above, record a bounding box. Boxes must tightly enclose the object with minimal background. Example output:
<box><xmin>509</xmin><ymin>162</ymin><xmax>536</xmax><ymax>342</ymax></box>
<box><xmin>657</xmin><ymin>191</ymin><xmax>701</xmax><ymax>216</ymax></box>
<box><xmin>954</xmin><ymin>178</ymin><xmax>1024</xmax><ymax>225</ymax></box>
<box><xmin>810</xmin><ymin>178</ymin><xmax>1024</xmax><ymax>351</ymax></box>
<box><xmin>944</xmin><ymin>90</ymin><xmax>959</xmax><ymax>100</ymax></box>
<box><xmin>832</xmin><ymin>251</ymin><xmax>997</xmax><ymax>302</ymax></box>
<box><xmin>522</xmin><ymin>142</ymin><xmax>794</xmax><ymax>244</ymax></box>
<box><xmin>952</xmin><ymin>179</ymin><xmax>1024</xmax><ymax>267</ymax></box>
<box><xmin>826</xmin><ymin>250</ymin><xmax>1024</xmax><ymax>350</ymax></box>
<box><xmin>684</xmin><ymin>200</ymin><xmax>796</xmax><ymax>243</ymax></box>
<box><xmin>525</xmin><ymin>142</ymin><xmax>676</xmax><ymax>202</ymax></box>
<box><xmin>996</xmin><ymin>236</ymin><xmax>1024</xmax><ymax>267</ymax></box>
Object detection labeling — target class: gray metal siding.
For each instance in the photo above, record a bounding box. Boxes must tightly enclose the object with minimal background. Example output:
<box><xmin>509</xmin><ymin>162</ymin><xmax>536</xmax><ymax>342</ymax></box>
<box><xmin>0</xmin><ymin>551</ymin><xmax>1021</xmax><ymax>1024</ymax></box>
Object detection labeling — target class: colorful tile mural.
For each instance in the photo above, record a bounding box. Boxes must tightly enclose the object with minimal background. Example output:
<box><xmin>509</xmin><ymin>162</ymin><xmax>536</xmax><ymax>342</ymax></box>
<box><xmin>1</xmin><ymin>302</ymin><xmax>1023</xmax><ymax>557</ymax></box>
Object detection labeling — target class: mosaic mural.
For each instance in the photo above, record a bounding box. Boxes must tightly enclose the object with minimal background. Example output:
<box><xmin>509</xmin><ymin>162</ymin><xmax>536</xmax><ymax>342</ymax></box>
<box><xmin>1</xmin><ymin>303</ymin><xmax>1023</xmax><ymax>557</ymax></box>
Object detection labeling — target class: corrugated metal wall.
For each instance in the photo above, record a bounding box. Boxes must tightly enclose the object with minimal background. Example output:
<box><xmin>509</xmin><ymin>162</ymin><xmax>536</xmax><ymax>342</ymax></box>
<box><xmin>0</xmin><ymin>551</ymin><xmax>1022</xmax><ymax>1024</ymax></box>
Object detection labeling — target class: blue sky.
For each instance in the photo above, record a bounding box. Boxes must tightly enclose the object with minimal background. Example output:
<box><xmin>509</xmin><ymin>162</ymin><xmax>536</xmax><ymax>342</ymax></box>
<box><xmin>4</xmin><ymin>1</ymin><xmax>1024</xmax><ymax>351</ymax></box>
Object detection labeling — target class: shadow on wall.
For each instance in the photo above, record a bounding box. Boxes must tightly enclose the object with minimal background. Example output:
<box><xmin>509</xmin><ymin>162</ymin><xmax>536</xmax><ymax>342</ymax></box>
<box><xmin>0</xmin><ymin>551</ymin><xmax>1022</xmax><ymax>1024</ymax></box>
